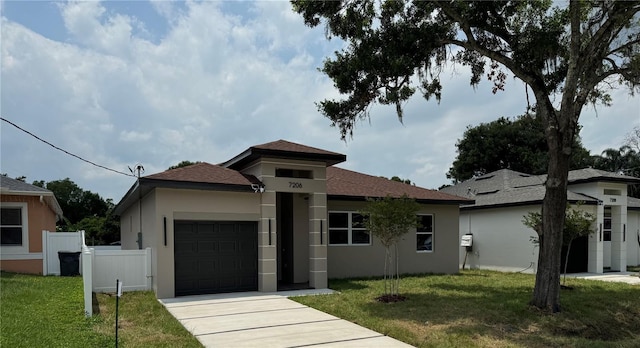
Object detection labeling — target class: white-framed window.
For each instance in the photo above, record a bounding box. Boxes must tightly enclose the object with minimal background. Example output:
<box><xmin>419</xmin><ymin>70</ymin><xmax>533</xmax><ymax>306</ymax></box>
<box><xmin>416</xmin><ymin>214</ymin><xmax>434</xmax><ymax>252</ymax></box>
<box><xmin>328</xmin><ymin>211</ymin><xmax>370</xmax><ymax>246</ymax></box>
<box><xmin>603</xmin><ymin>206</ymin><xmax>612</xmax><ymax>242</ymax></box>
<box><xmin>1</xmin><ymin>202</ymin><xmax>29</xmax><ymax>254</ymax></box>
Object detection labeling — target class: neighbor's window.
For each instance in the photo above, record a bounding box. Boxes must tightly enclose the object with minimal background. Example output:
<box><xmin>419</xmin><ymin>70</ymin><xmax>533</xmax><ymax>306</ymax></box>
<box><xmin>328</xmin><ymin>212</ymin><xmax>370</xmax><ymax>245</ymax></box>
<box><xmin>1</xmin><ymin>207</ymin><xmax>24</xmax><ymax>246</ymax></box>
<box><xmin>416</xmin><ymin>214</ymin><xmax>434</xmax><ymax>252</ymax></box>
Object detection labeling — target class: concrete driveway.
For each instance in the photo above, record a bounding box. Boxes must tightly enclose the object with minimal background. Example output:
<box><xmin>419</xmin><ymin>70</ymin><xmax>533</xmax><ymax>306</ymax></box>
<box><xmin>160</xmin><ymin>289</ymin><xmax>413</xmax><ymax>348</ymax></box>
<box><xmin>566</xmin><ymin>271</ymin><xmax>640</xmax><ymax>285</ymax></box>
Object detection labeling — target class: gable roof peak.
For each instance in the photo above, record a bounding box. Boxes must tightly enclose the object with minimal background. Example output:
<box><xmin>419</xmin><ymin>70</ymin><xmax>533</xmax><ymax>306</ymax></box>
<box><xmin>222</xmin><ymin>139</ymin><xmax>346</xmax><ymax>169</ymax></box>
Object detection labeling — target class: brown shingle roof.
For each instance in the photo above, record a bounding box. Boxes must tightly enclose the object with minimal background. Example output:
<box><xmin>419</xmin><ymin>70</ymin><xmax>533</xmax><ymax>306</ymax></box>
<box><xmin>327</xmin><ymin>167</ymin><xmax>472</xmax><ymax>203</ymax></box>
<box><xmin>253</xmin><ymin>140</ymin><xmax>344</xmax><ymax>156</ymax></box>
<box><xmin>145</xmin><ymin>162</ymin><xmax>256</xmax><ymax>186</ymax></box>
<box><xmin>222</xmin><ymin>139</ymin><xmax>346</xmax><ymax>169</ymax></box>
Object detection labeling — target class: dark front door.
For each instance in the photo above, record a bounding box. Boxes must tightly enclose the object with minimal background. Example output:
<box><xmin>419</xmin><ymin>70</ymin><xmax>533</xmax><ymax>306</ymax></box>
<box><xmin>277</xmin><ymin>193</ymin><xmax>294</xmax><ymax>286</ymax></box>
<box><xmin>174</xmin><ymin>220</ymin><xmax>257</xmax><ymax>296</ymax></box>
<box><xmin>561</xmin><ymin>235</ymin><xmax>588</xmax><ymax>274</ymax></box>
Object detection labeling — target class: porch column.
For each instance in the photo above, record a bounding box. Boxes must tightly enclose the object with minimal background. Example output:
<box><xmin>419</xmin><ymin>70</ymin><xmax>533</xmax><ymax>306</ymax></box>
<box><xmin>611</xmin><ymin>206</ymin><xmax>627</xmax><ymax>272</ymax></box>
<box><xmin>308</xmin><ymin>192</ymin><xmax>328</xmax><ymax>288</ymax></box>
<box><xmin>258</xmin><ymin>191</ymin><xmax>277</xmax><ymax>292</ymax></box>
<box><xmin>588</xmin><ymin>204</ymin><xmax>604</xmax><ymax>273</ymax></box>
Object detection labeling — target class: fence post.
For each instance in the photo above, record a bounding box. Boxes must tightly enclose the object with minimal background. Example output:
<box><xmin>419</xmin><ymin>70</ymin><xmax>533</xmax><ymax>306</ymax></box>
<box><xmin>82</xmin><ymin>246</ymin><xmax>93</xmax><ymax>317</ymax></box>
<box><xmin>79</xmin><ymin>230</ymin><xmax>86</xmax><ymax>275</ymax></box>
<box><xmin>145</xmin><ymin>247</ymin><xmax>152</xmax><ymax>290</ymax></box>
<box><xmin>42</xmin><ymin>230</ymin><xmax>48</xmax><ymax>275</ymax></box>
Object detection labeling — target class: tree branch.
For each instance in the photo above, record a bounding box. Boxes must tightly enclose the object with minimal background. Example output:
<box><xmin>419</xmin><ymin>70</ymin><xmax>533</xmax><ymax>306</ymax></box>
<box><xmin>438</xmin><ymin>3</ymin><xmax>558</xmax><ymax>99</ymax></box>
<box><xmin>607</xmin><ymin>37</ymin><xmax>640</xmax><ymax>57</ymax></box>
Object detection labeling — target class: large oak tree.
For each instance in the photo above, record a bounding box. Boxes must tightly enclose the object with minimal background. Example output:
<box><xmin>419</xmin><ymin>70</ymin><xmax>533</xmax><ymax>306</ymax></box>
<box><xmin>292</xmin><ymin>0</ymin><xmax>640</xmax><ymax>311</ymax></box>
<box><xmin>448</xmin><ymin>114</ymin><xmax>593</xmax><ymax>182</ymax></box>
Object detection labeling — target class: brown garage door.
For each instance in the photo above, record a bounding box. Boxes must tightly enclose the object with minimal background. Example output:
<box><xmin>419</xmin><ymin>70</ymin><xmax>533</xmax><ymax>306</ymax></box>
<box><xmin>174</xmin><ymin>220</ymin><xmax>258</xmax><ymax>296</ymax></box>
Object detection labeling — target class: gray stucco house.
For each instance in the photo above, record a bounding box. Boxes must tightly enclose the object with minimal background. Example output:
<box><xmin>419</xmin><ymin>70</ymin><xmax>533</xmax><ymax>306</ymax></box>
<box><xmin>440</xmin><ymin>168</ymin><xmax>640</xmax><ymax>274</ymax></box>
<box><xmin>115</xmin><ymin>140</ymin><xmax>471</xmax><ymax>298</ymax></box>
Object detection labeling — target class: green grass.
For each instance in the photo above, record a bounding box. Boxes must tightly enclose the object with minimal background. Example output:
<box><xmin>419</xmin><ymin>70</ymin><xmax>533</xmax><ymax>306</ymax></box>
<box><xmin>293</xmin><ymin>270</ymin><xmax>640</xmax><ymax>348</ymax></box>
<box><xmin>1</xmin><ymin>272</ymin><xmax>201</xmax><ymax>348</ymax></box>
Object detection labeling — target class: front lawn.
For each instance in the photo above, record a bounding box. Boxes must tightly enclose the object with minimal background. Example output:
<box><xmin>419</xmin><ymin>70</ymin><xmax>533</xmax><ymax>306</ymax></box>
<box><xmin>293</xmin><ymin>270</ymin><xmax>640</xmax><ymax>348</ymax></box>
<box><xmin>0</xmin><ymin>272</ymin><xmax>201</xmax><ymax>347</ymax></box>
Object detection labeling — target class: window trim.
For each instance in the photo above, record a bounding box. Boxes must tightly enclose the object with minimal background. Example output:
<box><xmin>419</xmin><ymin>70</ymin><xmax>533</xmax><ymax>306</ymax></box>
<box><xmin>416</xmin><ymin>214</ymin><xmax>434</xmax><ymax>253</ymax></box>
<box><xmin>328</xmin><ymin>211</ymin><xmax>371</xmax><ymax>246</ymax></box>
<box><xmin>1</xmin><ymin>202</ymin><xmax>29</xmax><ymax>255</ymax></box>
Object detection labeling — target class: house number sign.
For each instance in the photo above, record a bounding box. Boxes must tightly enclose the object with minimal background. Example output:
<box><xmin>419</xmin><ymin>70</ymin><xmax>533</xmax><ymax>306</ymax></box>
<box><xmin>289</xmin><ymin>182</ymin><xmax>303</xmax><ymax>189</ymax></box>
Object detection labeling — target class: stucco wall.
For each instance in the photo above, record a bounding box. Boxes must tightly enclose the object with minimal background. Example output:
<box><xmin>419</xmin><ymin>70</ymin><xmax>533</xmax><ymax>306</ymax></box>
<box><xmin>459</xmin><ymin>203</ymin><xmax>605</xmax><ymax>273</ymax></box>
<box><xmin>326</xmin><ymin>200</ymin><xmax>460</xmax><ymax>278</ymax></box>
<box><xmin>1</xmin><ymin>259</ymin><xmax>43</xmax><ymax>274</ymax></box>
<box><xmin>1</xmin><ymin>194</ymin><xmax>57</xmax><ymax>274</ymax></box>
<box><xmin>459</xmin><ymin>205</ymin><xmax>541</xmax><ymax>273</ymax></box>
<box><xmin>628</xmin><ymin>209</ymin><xmax>640</xmax><ymax>266</ymax></box>
<box><xmin>153</xmin><ymin>188</ymin><xmax>260</xmax><ymax>298</ymax></box>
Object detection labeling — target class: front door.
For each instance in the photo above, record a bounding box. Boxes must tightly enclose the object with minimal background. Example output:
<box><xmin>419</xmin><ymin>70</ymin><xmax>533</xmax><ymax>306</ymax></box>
<box><xmin>277</xmin><ymin>193</ymin><xmax>294</xmax><ymax>286</ymax></box>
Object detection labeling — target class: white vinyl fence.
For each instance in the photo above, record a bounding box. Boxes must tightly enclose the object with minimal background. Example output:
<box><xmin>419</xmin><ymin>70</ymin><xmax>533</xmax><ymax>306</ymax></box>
<box><xmin>81</xmin><ymin>234</ymin><xmax>152</xmax><ymax>317</ymax></box>
<box><xmin>41</xmin><ymin>231</ymin><xmax>152</xmax><ymax>317</ymax></box>
<box><xmin>42</xmin><ymin>230</ymin><xmax>83</xmax><ymax>275</ymax></box>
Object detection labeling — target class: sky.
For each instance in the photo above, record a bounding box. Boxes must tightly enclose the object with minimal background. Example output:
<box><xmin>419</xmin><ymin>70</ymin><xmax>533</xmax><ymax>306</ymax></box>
<box><xmin>1</xmin><ymin>1</ymin><xmax>639</xmax><ymax>203</ymax></box>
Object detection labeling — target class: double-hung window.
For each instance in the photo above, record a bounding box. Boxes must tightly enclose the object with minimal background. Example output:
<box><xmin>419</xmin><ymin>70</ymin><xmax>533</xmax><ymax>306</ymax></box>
<box><xmin>328</xmin><ymin>212</ymin><xmax>370</xmax><ymax>245</ymax></box>
<box><xmin>416</xmin><ymin>214</ymin><xmax>434</xmax><ymax>252</ymax></box>
<box><xmin>1</xmin><ymin>203</ymin><xmax>28</xmax><ymax>253</ymax></box>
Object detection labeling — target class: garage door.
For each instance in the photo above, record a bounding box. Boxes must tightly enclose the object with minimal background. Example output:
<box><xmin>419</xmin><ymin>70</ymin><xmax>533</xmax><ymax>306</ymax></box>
<box><xmin>174</xmin><ymin>220</ymin><xmax>258</xmax><ymax>296</ymax></box>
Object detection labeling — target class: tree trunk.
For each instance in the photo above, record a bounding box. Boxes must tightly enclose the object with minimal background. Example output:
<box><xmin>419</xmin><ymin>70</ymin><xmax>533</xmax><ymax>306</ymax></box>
<box><xmin>531</xmin><ymin>111</ymin><xmax>572</xmax><ymax>312</ymax></box>
<box><xmin>394</xmin><ymin>243</ymin><xmax>400</xmax><ymax>295</ymax></box>
<box><xmin>384</xmin><ymin>247</ymin><xmax>390</xmax><ymax>295</ymax></box>
<box><xmin>563</xmin><ymin>240</ymin><xmax>572</xmax><ymax>286</ymax></box>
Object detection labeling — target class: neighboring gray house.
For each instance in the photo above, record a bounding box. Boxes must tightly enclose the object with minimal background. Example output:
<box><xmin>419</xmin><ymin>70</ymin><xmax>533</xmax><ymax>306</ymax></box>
<box><xmin>441</xmin><ymin>168</ymin><xmax>640</xmax><ymax>273</ymax></box>
<box><xmin>115</xmin><ymin>140</ymin><xmax>471</xmax><ymax>298</ymax></box>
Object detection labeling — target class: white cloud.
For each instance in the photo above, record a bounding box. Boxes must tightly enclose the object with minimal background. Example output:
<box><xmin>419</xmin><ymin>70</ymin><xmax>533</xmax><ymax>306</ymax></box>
<box><xmin>119</xmin><ymin>130</ymin><xmax>151</xmax><ymax>142</ymax></box>
<box><xmin>1</xmin><ymin>0</ymin><xmax>638</xmax><ymax>202</ymax></box>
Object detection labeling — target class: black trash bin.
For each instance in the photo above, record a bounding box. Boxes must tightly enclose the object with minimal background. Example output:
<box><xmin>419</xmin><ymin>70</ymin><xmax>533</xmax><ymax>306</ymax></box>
<box><xmin>58</xmin><ymin>251</ymin><xmax>81</xmax><ymax>276</ymax></box>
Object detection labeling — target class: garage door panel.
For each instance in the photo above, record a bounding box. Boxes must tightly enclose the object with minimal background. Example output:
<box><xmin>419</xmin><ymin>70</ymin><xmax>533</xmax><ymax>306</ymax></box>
<box><xmin>239</xmin><ymin>240</ymin><xmax>256</xmax><ymax>251</ymax></box>
<box><xmin>175</xmin><ymin>241</ymin><xmax>197</xmax><ymax>255</ymax></box>
<box><xmin>219</xmin><ymin>223</ymin><xmax>235</xmax><ymax>233</ymax></box>
<box><xmin>219</xmin><ymin>241</ymin><xmax>238</xmax><ymax>253</ymax></box>
<box><xmin>197</xmin><ymin>241</ymin><xmax>217</xmax><ymax>254</ymax></box>
<box><xmin>174</xmin><ymin>220</ymin><xmax>257</xmax><ymax>296</ymax></box>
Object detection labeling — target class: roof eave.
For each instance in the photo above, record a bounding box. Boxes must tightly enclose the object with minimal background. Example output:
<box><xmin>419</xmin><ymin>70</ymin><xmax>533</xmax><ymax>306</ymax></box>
<box><xmin>113</xmin><ymin>178</ymin><xmax>256</xmax><ymax>215</ymax></box>
<box><xmin>223</xmin><ymin>148</ymin><xmax>346</xmax><ymax>170</ymax></box>
<box><xmin>569</xmin><ymin>177</ymin><xmax>640</xmax><ymax>185</ymax></box>
<box><xmin>460</xmin><ymin>198</ymin><xmax>598</xmax><ymax>211</ymax></box>
<box><xmin>0</xmin><ymin>190</ymin><xmax>63</xmax><ymax>219</ymax></box>
<box><xmin>327</xmin><ymin>194</ymin><xmax>474</xmax><ymax>205</ymax></box>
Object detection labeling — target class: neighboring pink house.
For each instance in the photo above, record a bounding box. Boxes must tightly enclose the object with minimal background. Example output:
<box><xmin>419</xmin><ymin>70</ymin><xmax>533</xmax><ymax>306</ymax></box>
<box><xmin>1</xmin><ymin>176</ymin><xmax>63</xmax><ymax>274</ymax></box>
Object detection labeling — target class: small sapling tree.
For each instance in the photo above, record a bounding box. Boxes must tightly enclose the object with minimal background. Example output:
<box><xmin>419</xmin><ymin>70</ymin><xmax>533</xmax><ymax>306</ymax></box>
<box><xmin>360</xmin><ymin>195</ymin><xmax>420</xmax><ymax>302</ymax></box>
<box><xmin>524</xmin><ymin>203</ymin><xmax>596</xmax><ymax>286</ymax></box>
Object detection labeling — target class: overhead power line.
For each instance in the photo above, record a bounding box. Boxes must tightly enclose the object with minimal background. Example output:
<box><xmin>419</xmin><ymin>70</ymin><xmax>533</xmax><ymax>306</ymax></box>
<box><xmin>1</xmin><ymin>116</ymin><xmax>137</xmax><ymax>178</ymax></box>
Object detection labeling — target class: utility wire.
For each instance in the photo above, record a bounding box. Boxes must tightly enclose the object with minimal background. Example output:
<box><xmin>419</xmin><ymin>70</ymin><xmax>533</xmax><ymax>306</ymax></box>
<box><xmin>1</xmin><ymin>116</ymin><xmax>136</xmax><ymax>178</ymax></box>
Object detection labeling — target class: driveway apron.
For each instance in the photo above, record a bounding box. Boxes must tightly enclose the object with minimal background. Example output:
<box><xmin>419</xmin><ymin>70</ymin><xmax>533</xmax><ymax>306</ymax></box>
<box><xmin>160</xmin><ymin>290</ymin><xmax>414</xmax><ymax>348</ymax></box>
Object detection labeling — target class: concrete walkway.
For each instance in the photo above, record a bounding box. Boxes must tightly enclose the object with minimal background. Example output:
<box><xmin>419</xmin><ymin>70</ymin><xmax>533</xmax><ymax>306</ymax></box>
<box><xmin>566</xmin><ymin>271</ymin><xmax>640</xmax><ymax>285</ymax></box>
<box><xmin>160</xmin><ymin>289</ymin><xmax>413</xmax><ymax>348</ymax></box>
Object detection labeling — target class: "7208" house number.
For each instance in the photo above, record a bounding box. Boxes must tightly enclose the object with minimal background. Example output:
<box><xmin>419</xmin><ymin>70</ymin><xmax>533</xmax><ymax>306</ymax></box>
<box><xmin>289</xmin><ymin>182</ymin><xmax>303</xmax><ymax>189</ymax></box>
